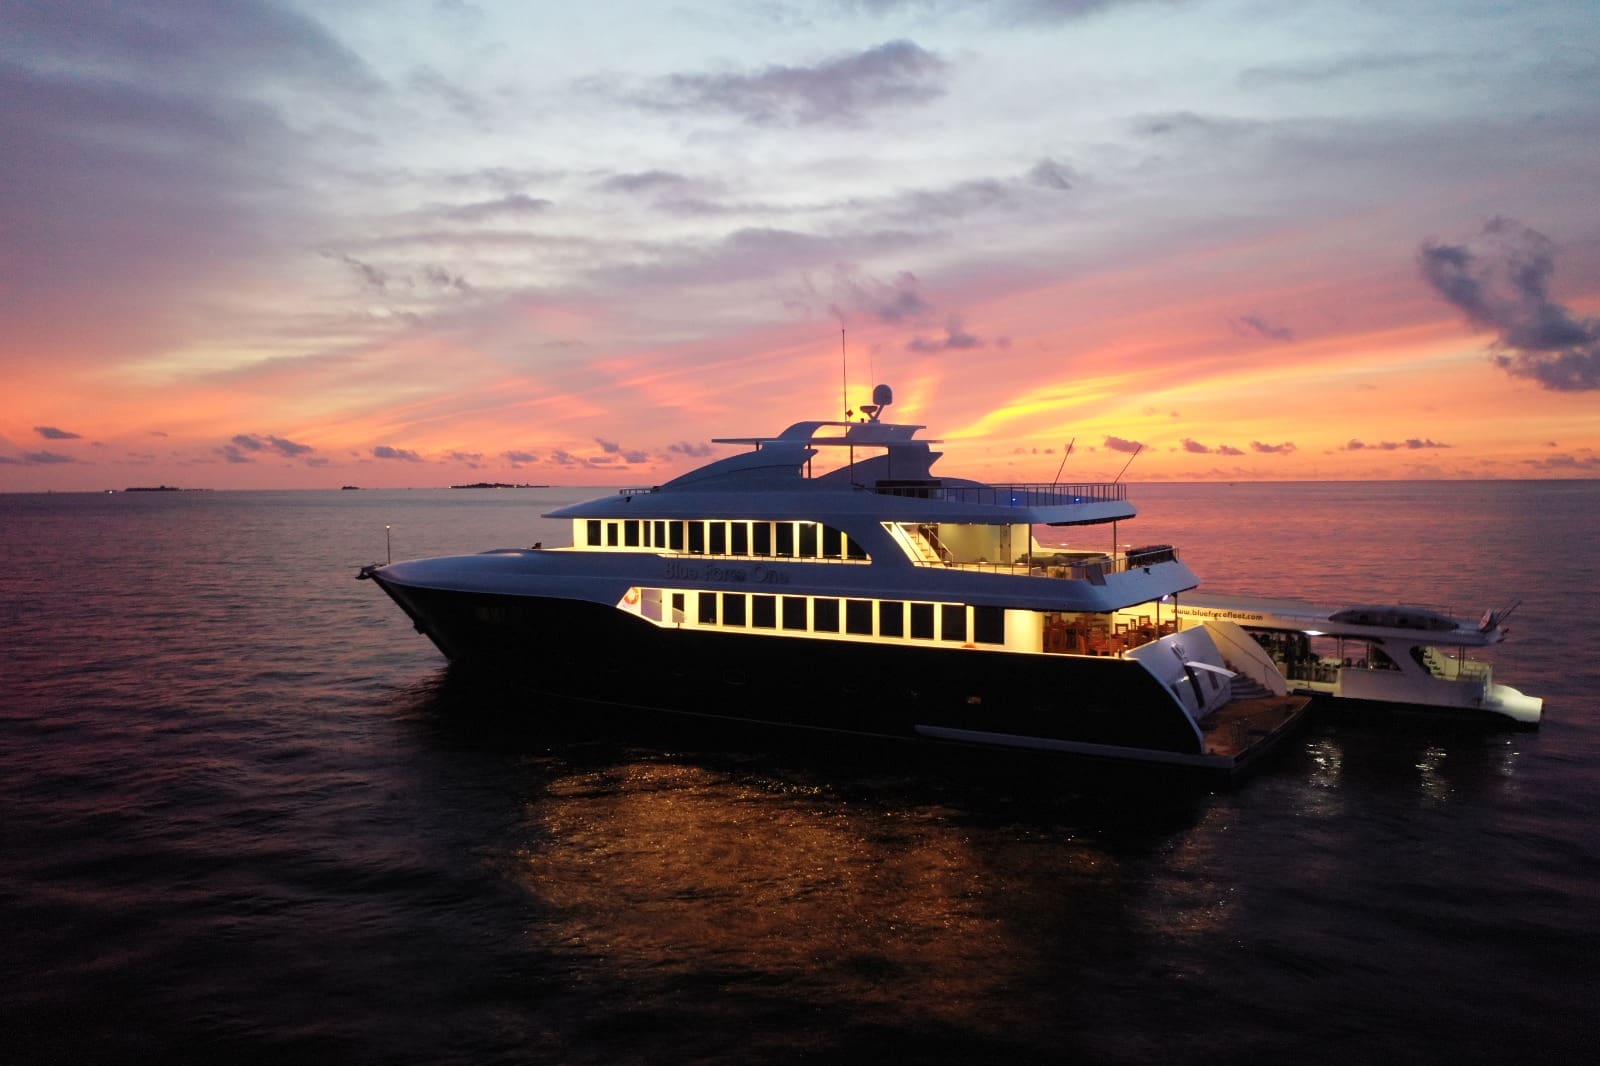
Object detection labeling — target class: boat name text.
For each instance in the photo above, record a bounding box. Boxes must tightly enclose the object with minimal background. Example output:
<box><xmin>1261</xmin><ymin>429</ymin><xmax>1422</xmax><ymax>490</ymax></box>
<box><xmin>664</xmin><ymin>560</ymin><xmax>791</xmax><ymax>585</ymax></box>
<box><xmin>1180</xmin><ymin>607</ymin><xmax>1266</xmax><ymax>622</ymax></box>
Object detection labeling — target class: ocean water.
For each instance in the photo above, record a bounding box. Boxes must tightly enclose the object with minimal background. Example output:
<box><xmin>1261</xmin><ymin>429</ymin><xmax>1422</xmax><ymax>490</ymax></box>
<box><xmin>2</xmin><ymin>482</ymin><xmax>1597</xmax><ymax>1065</ymax></box>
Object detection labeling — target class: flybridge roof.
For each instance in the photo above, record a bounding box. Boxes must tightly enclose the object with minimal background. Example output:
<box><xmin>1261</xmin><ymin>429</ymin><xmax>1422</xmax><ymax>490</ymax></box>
<box><xmin>713</xmin><ymin>419</ymin><xmax>942</xmax><ymax>448</ymax></box>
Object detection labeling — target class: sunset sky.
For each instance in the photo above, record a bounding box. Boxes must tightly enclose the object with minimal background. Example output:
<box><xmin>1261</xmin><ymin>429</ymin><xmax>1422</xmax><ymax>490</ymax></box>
<box><xmin>3</xmin><ymin>0</ymin><xmax>1598</xmax><ymax>490</ymax></box>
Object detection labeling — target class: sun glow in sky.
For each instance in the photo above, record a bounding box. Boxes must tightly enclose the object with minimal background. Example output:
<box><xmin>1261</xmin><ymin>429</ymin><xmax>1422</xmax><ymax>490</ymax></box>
<box><xmin>3</xmin><ymin>0</ymin><xmax>1598</xmax><ymax>490</ymax></box>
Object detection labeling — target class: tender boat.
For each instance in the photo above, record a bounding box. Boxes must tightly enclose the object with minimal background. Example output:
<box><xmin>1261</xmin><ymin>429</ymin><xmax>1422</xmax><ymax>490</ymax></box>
<box><xmin>1173</xmin><ymin>593</ymin><xmax>1542</xmax><ymax>726</ymax></box>
<box><xmin>361</xmin><ymin>386</ymin><xmax>1310</xmax><ymax>775</ymax></box>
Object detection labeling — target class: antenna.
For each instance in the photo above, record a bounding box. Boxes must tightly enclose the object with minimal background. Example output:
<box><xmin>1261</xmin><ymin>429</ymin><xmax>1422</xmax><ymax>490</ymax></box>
<box><xmin>840</xmin><ymin>329</ymin><xmax>849</xmax><ymax>418</ymax></box>
<box><xmin>1051</xmin><ymin>438</ymin><xmax>1075</xmax><ymax>487</ymax></box>
<box><xmin>1112</xmin><ymin>444</ymin><xmax>1142</xmax><ymax>483</ymax></box>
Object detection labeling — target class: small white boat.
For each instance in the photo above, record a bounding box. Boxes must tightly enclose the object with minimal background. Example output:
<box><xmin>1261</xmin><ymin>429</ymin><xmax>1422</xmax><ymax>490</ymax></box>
<box><xmin>1173</xmin><ymin>593</ymin><xmax>1542</xmax><ymax>726</ymax></box>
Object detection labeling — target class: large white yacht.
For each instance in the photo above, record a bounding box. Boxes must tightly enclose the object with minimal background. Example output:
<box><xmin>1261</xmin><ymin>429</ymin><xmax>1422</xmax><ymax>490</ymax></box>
<box><xmin>361</xmin><ymin>386</ymin><xmax>1310</xmax><ymax>774</ymax></box>
<box><xmin>1174</xmin><ymin>594</ymin><xmax>1543</xmax><ymax>726</ymax></box>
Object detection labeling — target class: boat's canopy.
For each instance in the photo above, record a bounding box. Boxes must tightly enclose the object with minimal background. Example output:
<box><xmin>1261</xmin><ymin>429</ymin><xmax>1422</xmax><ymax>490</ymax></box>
<box><xmin>1328</xmin><ymin>605</ymin><xmax>1460</xmax><ymax>632</ymax></box>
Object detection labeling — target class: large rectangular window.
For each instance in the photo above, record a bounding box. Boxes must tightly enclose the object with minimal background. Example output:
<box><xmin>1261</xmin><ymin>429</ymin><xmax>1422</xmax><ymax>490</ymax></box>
<box><xmin>752</xmin><ymin>594</ymin><xmax>776</xmax><ymax>629</ymax></box>
<box><xmin>878</xmin><ymin>600</ymin><xmax>904</xmax><ymax>638</ymax></box>
<box><xmin>698</xmin><ymin>592</ymin><xmax>718</xmax><ymax>625</ymax></box>
<box><xmin>753</xmin><ymin>523</ymin><xmax>772</xmax><ymax>556</ymax></box>
<box><xmin>606</xmin><ymin>522</ymin><xmax>619</xmax><ymax>547</ymax></box>
<box><xmin>654</xmin><ymin>520</ymin><xmax>667</xmax><ymax>548</ymax></box>
<box><xmin>688</xmin><ymin>522</ymin><xmax>705</xmax><ymax>554</ymax></box>
<box><xmin>709</xmin><ymin>522</ymin><xmax>726</xmax><ymax>555</ymax></box>
<box><xmin>671</xmin><ymin>592</ymin><xmax>686</xmax><ymax>623</ymax></box>
<box><xmin>731</xmin><ymin>523</ymin><xmax>748</xmax><ymax>556</ymax></box>
<box><xmin>973</xmin><ymin>605</ymin><xmax>1005</xmax><ymax>645</ymax></box>
<box><xmin>776</xmin><ymin>523</ymin><xmax>795</xmax><ymax>557</ymax></box>
<box><xmin>669</xmin><ymin>522</ymin><xmax>685</xmax><ymax>552</ymax></box>
<box><xmin>722</xmin><ymin>593</ymin><xmax>747</xmax><ymax>627</ymax></box>
<box><xmin>624</xmin><ymin>520</ymin><xmax>640</xmax><ymax>547</ymax></box>
<box><xmin>910</xmin><ymin>602</ymin><xmax>934</xmax><ymax>640</ymax></box>
<box><xmin>587</xmin><ymin>519</ymin><xmax>601</xmax><ymax>546</ymax></box>
<box><xmin>845</xmin><ymin>599</ymin><xmax>873</xmax><ymax>636</ymax></box>
<box><xmin>814</xmin><ymin>598</ymin><xmax>840</xmax><ymax>632</ymax></box>
<box><xmin>798</xmin><ymin>523</ymin><xmax>818</xmax><ymax>558</ymax></box>
<box><xmin>782</xmin><ymin>596</ymin><xmax>807</xmax><ymax>630</ymax></box>
<box><xmin>941</xmin><ymin>604</ymin><xmax>967</xmax><ymax>643</ymax></box>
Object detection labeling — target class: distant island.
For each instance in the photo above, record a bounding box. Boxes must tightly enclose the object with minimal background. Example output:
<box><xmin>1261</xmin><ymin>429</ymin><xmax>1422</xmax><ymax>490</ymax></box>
<box><xmin>341</xmin><ymin>485</ymin><xmax>361</xmax><ymax>490</ymax></box>
<box><xmin>124</xmin><ymin>485</ymin><xmax>208</xmax><ymax>492</ymax></box>
<box><xmin>449</xmin><ymin>482</ymin><xmax>550</xmax><ymax>489</ymax></box>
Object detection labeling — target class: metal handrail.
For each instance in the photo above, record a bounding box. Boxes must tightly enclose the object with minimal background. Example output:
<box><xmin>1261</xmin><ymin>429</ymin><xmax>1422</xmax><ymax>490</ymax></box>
<box><xmin>870</xmin><ymin>482</ymin><xmax>1127</xmax><ymax>506</ymax></box>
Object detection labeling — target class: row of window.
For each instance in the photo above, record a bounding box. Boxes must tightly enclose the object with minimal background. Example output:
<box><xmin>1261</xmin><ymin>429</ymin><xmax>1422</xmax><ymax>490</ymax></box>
<box><xmin>639</xmin><ymin>588</ymin><xmax>1006</xmax><ymax>646</ymax></box>
<box><xmin>582</xmin><ymin>518</ymin><xmax>868</xmax><ymax>561</ymax></box>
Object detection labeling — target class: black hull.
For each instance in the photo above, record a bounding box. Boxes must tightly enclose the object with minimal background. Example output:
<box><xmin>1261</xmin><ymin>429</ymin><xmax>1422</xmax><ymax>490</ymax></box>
<box><xmin>373</xmin><ymin>579</ymin><xmax>1216</xmax><ymax>763</ymax></box>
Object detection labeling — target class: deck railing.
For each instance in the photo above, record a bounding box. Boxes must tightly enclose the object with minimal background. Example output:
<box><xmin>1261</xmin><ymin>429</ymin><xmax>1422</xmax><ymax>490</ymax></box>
<box><xmin>870</xmin><ymin>481</ymin><xmax>1127</xmax><ymax>506</ymax></box>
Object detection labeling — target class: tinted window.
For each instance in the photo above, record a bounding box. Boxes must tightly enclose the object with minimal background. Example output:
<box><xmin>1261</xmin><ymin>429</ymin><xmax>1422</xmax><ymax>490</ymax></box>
<box><xmin>878</xmin><ymin>601</ymin><xmax>904</xmax><ymax>638</ymax></box>
<box><xmin>941</xmin><ymin>604</ymin><xmax>967</xmax><ymax>642</ymax></box>
<box><xmin>822</xmin><ymin>526</ymin><xmax>842</xmax><ymax>558</ymax></box>
<box><xmin>846</xmin><ymin>599</ymin><xmax>873</xmax><ymax>635</ymax></box>
<box><xmin>973</xmin><ymin>605</ymin><xmax>1005</xmax><ymax>645</ymax></box>
<box><xmin>722</xmin><ymin>593</ymin><xmax>746</xmax><ymax>627</ymax></box>
<box><xmin>752</xmin><ymin>594</ymin><xmax>776</xmax><ymax>628</ymax></box>
<box><xmin>782</xmin><ymin>596</ymin><xmax>807</xmax><ymax>630</ymax></box>
<box><xmin>698</xmin><ymin>593</ymin><xmax>717</xmax><ymax>624</ymax></box>
<box><xmin>798</xmin><ymin>524</ymin><xmax>818</xmax><ymax>558</ymax></box>
<box><xmin>731</xmin><ymin>523</ymin><xmax>748</xmax><ymax>556</ymax></box>
<box><xmin>813</xmin><ymin>598</ymin><xmax>840</xmax><ymax>632</ymax></box>
<box><xmin>910</xmin><ymin>602</ymin><xmax>934</xmax><ymax>639</ymax></box>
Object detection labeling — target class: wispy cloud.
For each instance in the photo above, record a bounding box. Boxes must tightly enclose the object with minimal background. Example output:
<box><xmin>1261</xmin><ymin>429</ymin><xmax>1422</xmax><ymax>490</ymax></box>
<box><xmin>1343</xmin><ymin>438</ymin><xmax>1451</xmax><ymax>451</ymax></box>
<box><xmin>669</xmin><ymin>441</ymin><xmax>714</xmax><ymax>458</ymax></box>
<box><xmin>907</xmin><ymin>317</ymin><xmax>986</xmax><ymax>352</ymax></box>
<box><xmin>639</xmin><ymin>40</ymin><xmax>948</xmax><ymax>126</ymax></box>
<box><xmin>219</xmin><ymin>433</ymin><xmax>316</xmax><ymax>462</ymax></box>
<box><xmin>1251</xmin><ymin>441</ymin><xmax>1297</xmax><ymax>454</ymax></box>
<box><xmin>34</xmin><ymin>426</ymin><xmax>82</xmax><ymax>440</ymax></box>
<box><xmin>1182</xmin><ymin>439</ymin><xmax>1245</xmax><ymax>456</ymax></box>
<box><xmin>1</xmin><ymin>451</ymin><xmax>77</xmax><ymax>465</ymax></box>
<box><xmin>1230</xmin><ymin>314</ymin><xmax>1295</xmax><ymax>342</ymax></box>
<box><xmin>373</xmin><ymin>445</ymin><xmax>423</xmax><ymax>462</ymax></box>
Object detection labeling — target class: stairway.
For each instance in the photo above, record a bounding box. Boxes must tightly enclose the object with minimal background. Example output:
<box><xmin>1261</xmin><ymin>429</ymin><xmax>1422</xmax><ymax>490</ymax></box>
<box><xmin>1229</xmin><ymin>672</ymin><xmax>1275</xmax><ymax>701</ymax></box>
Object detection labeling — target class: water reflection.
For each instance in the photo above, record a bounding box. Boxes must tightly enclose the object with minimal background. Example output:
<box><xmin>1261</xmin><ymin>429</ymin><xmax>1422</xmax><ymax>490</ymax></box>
<box><xmin>401</xmin><ymin>671</ymin><xmax>1233</xmax><ymax>1051</ymax></box>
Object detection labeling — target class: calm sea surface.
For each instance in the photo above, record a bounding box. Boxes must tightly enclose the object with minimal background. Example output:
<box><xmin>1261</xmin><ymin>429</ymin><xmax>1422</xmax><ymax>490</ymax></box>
<box><xmin>3</xmin><ymin>482</ymin><xmax>1597</xmax><ymax>1064</ymax></box>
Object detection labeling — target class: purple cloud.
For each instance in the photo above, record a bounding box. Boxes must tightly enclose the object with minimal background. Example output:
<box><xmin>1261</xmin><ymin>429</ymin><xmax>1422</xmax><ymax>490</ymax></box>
<box><xmin>1420</xmin><ymin>218</ymin><xmax>1600</xmax><ymax>391</ymax></box>
<box><xmin>669</xmin><ymin>441</ymin><xmax>714</xmax><ymax>457</ymax></box>
<box><xmin>908</xmin><ymin>317</ymin><xmax>985</xmax><ymax>352</ymax></box>
<box><xmin>1344</xmin><ymin>438</ymin><xmax>1451</xmax><ymax>451</ymax></box>
<box><xmin>34</xmin><ymin>426</ymin><xmax>82</xmax><ymax>440</ymax></box>
<box><xmin>1104</xmin><ymin>435</ymin><xmax>1144</xmax><ymax>454</ymax></box>
<box><xmin>373</xmin><ymin>445</ymin><xmax>422</xmax><ymax>462</ymax></box>
<box><xmin>1231</xmin><ymin>313</ymin><xmax>1295</xmax><ymax>342</ymax></box>
<box><xmin>1251</xmin><ymin>441</ymin><xmax>1297</xmax><ymax>454</ymax></box>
